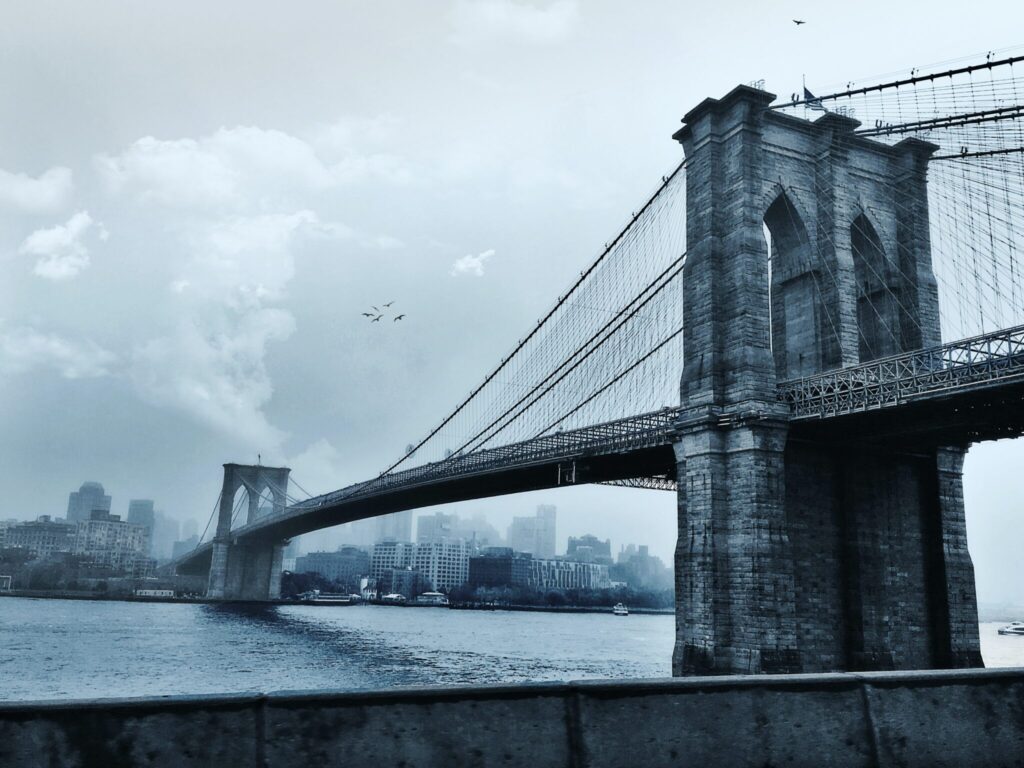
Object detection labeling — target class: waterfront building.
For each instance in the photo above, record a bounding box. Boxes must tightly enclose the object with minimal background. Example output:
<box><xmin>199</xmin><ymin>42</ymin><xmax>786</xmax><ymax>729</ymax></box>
<box><xmin>411</xmin><ymin>540</ymin><xmax>469</xmax><ymax>592</ymax></box>
<box><xmin>507</xmin><ymin>505</ymin><xmax>556</xmax><ymax>558</ymax></box>
<box><xmin>127</xmin><ymin>500</ymin><xmax>155</xmax><ymax>555</ymax></box>
<box><xmin>385</xmin><ymin>567</ymin><xmax>425</xmax><ymax>599</ymax></box>
<box><xmin>66</xmin><ymin>481</ymin><xmax>111</xmax><ymax>524</ymax></box>
<box><xmin>566</xmin><ymin>534</ymin><xmax>612</xmax><ymax>564</ymax></box>
<box><xmin>528</xmin><ymin>558</ymin><xmax>611</xmax><ymax>590</ymax></box>
<box><xmin>468</xmin><ymin>547</ymin><xmax>532</xmax><ymax>588</ymax></box>
<box><xmin>0</xmin><ymin>519</ymin><xmax>20</xmax><ymax>548</ymax></box>
<box><xmin>369</xmin><ymin>540</ymin><xmax>414</xmax><ymax>582</ymax></box>
<box><xmin>74</xmin><ymin>510</ymin><xmax>149</xmax><ymax>571</ymax></box>
<box><xmin>5</xmin><ymin>516</ymin><xmax>77</xmax><ymax>559</ymax></box>
<box><xmin>294</xmin><ymin>547</ymin><xmax>369</xmax><ymax>589</ymax></box>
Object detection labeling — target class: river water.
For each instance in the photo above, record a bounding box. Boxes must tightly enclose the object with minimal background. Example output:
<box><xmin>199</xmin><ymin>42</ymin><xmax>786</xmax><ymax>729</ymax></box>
<box><xmin>0</xmin><ymin>597</ymin><xmax>1021</xmax><ymax>701</ymax></box>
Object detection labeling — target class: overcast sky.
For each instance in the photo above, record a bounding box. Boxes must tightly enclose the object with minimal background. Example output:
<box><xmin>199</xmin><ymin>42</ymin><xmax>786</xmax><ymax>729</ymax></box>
<box><xmin>1</xmin><ymin>1</ymin><xmax>1022</xmax><ymax>604</ymax></box>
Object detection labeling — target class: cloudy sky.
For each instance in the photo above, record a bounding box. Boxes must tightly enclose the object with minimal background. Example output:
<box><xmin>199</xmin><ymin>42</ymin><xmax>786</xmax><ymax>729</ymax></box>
<box><xmin>1</xmin><ymin>0</ymin><xmax>1022</xmax><ymax>604</ymax></box>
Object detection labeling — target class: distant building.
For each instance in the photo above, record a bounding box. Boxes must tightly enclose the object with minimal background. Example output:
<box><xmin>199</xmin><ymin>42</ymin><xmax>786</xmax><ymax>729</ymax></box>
<box><xmin>150</xmin><ymin>511</ymin><xmax>179</xmax><ymax>560</ymax></box>
<box><xmin>295</xmin><ymin>547</ymin><xmax>369</xmax><ymax>589</ymax></box>
<box><xmin>507</xmin><ymin>505</ymin><xmax>556</xmax><ymax>558</ymax></box>
<box><xmin>66</xmin><ymin>481</ymin><xmax>111</xmax><ymax>523</ymax></box>
<box><xmin>611</xmin><ymin>544</ymin><xmax>672</xmax><ymax>591</ymax></box>
<box><xmin>566</xmin><ymin>534</ymin><xmax>612</xmax><ymax>564</ymax></box>
<box><xmin>171</xmin><ymin>535</ymin><xmax>200</xmax><ymax>560</ymax></box>
<box><xmin>377</xmin><ymin>511</ymin><xmax>413</xmax><ymax>544</ymax></box>
<box><xmin>5</xmin><ymin>516</ymin><xmax>77</xmax><ymax>559</ymax></box>
<box><xmin>411</xmin><ymin>540</ymin><xmax>468</xmax><ymax>592</ymax></box>
<box><xmin>180</xmin><ymin>518</ymin><xmax>198</xmax><ymax>540</ymax></box>
<box><xmin>417</xmin><ymin>511</ymin><xmax>502</xmax><ymax>548</ymax></box>
<box><xmin>468</xmin><ymin>547</ymin><xmax>532</xmax><ymax>588</ymax></box>
<box><xmin>74</xmin><ymin>510</ymin><xmax>149</xmax><ymax>571</ymax></box>
<box><xmin>529</xmin><ymin>558</ymin><xmax>610</xmax><ymax>590</ymax></box>
<box><xmin>127</xmin><ymin>500</ymin><xmax>155</xmax><ymax>529</ymax></box>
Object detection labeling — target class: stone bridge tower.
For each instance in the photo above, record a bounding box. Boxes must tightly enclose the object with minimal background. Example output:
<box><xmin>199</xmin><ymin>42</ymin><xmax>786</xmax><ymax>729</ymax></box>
<box><xmin>673</xmin><ymin>86</ymin><xmax>982</xmax><ymax>675</ymax></box>
<box><xmin>207</xmin><ymin>463</ymin><xmax>291</xmax><ymax>600</ymax></box>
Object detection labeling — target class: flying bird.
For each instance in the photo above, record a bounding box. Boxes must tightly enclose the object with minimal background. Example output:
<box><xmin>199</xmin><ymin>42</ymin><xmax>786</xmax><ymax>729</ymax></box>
<box><xmin>371</xmin><ymin>305</ymin><xmax>380</xmax><ymax>312</ymax></box>
<box><xmin>361</xmin><ymin>312</ymin><xmax>374</xmax><ymax>317</ymax></box>
<box><xmin>383</xmin><ymin>301</ymin><xmax>395</xmax><ymax>308</ymax></box>
<box><xmin>372</xmin><ymin>315</ymin><xmax>383</xmax><ymax>323</ymax></box>
<box><xmin>793</xmin><ymin>19</ymin><xmax>806</xmax><ymax>25</ymax></box>
<box><xmin>394</xmin><ymin>314</ymin><xmax>406</xmax><ymax>322</ymax></box>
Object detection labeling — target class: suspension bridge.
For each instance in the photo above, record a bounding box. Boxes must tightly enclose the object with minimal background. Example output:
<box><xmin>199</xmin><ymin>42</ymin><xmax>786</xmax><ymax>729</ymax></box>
<box><xmin>176</xmin><ymin>50</ymin><xmax>1024</xmax><ymax>676</ymax></box>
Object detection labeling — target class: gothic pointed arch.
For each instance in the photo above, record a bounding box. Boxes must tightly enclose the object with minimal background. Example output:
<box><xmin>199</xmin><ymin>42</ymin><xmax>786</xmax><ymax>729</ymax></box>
<box><xmin>851</xmin><ymin>212</ymin><xmax>902</xmax><ymax>360</ymax></box>
<box><xmin>763</xmin><ymin>190</ymin><xmax>839</xmax><ymax>378</ymax></box>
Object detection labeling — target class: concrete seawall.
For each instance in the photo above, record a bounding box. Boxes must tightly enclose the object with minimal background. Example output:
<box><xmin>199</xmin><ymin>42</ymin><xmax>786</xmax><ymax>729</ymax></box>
<box><xmin>2</xmin><ymin>668</ymin><xmax>1023</xmax><ymax>767</ymax></box>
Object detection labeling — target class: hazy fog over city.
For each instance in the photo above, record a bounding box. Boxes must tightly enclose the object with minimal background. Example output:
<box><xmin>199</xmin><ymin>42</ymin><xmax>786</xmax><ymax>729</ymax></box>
<box><xmin>1</xmin><ymin>0</ymin><xmax>1023</xmax><ymax>606</ymax></box>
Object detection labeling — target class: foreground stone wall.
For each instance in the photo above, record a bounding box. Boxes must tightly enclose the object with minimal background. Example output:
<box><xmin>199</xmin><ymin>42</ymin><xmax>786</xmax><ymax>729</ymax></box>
<box><xmin>2</xmin><ymin>668</ymin><xmax>1023</xmax><ymax>767</ymax></box>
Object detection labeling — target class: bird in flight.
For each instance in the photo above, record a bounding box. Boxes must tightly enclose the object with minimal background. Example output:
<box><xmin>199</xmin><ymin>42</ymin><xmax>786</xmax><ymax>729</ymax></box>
<box><xmin>394</xmin><ymin>314</ymin><xmax>406</xmax><ymax>322</ymax></box>
<box><xmin>371</xmin><ymin>305</ymin><xmax>380</xmax><ymax>312</ymax></box>
<box><xmin>371</xmin><ymin>315</ymin><xmax>383</xmax><ymax>323</ymax></box>
<box><xmin>383</xmin><ymin>301</ymin><xmax>395</xmax><ymax>308</ymax></box>
<box><xmin>361</xmin><ymin>312</ymin><xmax>374</xmax><ymax>317</ymax></box>
<box><xmin>793</xmin><ymin>19</ymin><xmax>806</xmax><ymax>25</ymax></box>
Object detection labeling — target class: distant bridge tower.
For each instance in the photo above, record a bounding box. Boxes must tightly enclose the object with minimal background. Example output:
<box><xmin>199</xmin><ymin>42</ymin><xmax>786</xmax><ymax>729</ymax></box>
<box><xmin>207</xmin><ymin>463</ymin><xmax>291</xmax><ymax>600</ymax></box>
<box><xmin>673</xmin><ymin>86</ymin><xmax>981</xmax><ymax>674</ymax></box>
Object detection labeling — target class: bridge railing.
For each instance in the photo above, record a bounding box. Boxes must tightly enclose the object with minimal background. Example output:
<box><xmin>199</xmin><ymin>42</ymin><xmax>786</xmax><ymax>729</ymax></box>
<box><xmin>778</xmin><ymin>324</ymin><xmax>1024</xmax><ymax>419</ymax></box>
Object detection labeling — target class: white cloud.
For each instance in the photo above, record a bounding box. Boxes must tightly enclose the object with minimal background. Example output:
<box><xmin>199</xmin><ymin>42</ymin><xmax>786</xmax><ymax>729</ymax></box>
<box><xmin>0</xmin><ymin>323</ymin><xmax>115</xmax><ymax>379</ymax></box>
<box><xmin>450</xmin><ymin>248</ymin><xmax>495</xmax><ymax>277</ymax></box>
<box><xmin>131</xmin><ymin>210</ymin><xmax>331</xmax><ymax>449</ymax></box>
<box><xmin>0</xmin><ymin>166</ymin><xmax>73</xmax><ymax>213</ymax></box>
<box><xmin>450</xmin><ymin>0</ymin><xmax>579</xmax><ymax>46</ymax></box>
<box><xmin>96</xmin><ymin>123</ymin><xmax>414</xmax><ymax>211</ymax></box>
<box><xmin>19</xmin><ymin>210</ymin><xmax>106</xmax><ymax>280</ymax></box>
<box><xmin>131</xmin><ymin>309</ymin><xmax>296</xmax><ymax>451</ymax></box>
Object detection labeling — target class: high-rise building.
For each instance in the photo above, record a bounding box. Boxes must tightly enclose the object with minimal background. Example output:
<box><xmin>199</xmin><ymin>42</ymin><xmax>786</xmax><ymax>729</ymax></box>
<box><xmin>376</xmin><ymin>511</ymin><xmax>413</xmax><ymax>543</ymax></box>
<box><xmin>66</xmin><ymin>482</ymin><xmax>111</xmax><ymax>524</ymax></box>
<box><xmin>507</xmin><ymin>505</ymin><xmax>556</xmax><ymax>558</ymax></box>
<box><xmin>171</xmin><ymin>535</ymin><xmax>200</xmax><ymax>560</ymax></box>
<box><xmin>180</xmin><ymin>518</ymin><xmax>198</xmax><ymax>540</ymax></box>
<box><xmin>150</xmin><ymin>511</ymin><xmax>179</xmax><ymax>560</ymax></box>
<box><xmin>127</xmin><ymin>500</ymin><xmax>155</xmax><ymax>555</ymax></box>
<box><xmin>417</xmin><ymin>511</ymin><xmax>502</xmax><ymax>548</ymax></box>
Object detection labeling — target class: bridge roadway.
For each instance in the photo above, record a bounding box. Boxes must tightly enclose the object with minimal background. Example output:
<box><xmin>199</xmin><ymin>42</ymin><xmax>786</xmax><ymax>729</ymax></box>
<box><xmin>176</xmin><ymin>324</ymin><xmax>1024</xmax><ymax>575</ymax></box>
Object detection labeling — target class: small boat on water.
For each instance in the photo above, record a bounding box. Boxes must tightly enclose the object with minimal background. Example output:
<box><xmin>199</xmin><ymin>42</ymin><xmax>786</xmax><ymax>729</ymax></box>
<box><xmin>300</xmin><ymin>590</ymin><xmax>360</xmax><ymax>606</ymax></box>
<box><xmin>998</xmin><ymin>621</ymin><xmax>1024</xmax><ymax>636</ymax></box>
<box><xmin>613</xmin><ymin>603</ymin><xmax>629</xmax><ymax>616</ymax></box>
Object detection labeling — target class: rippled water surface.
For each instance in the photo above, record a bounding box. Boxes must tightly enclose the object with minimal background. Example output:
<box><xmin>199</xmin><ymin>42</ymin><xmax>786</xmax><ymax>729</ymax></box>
<box><xmin>1</xmin><ymin>598</ymin><xmax>1021</xmax><ymax>701</ymax></box>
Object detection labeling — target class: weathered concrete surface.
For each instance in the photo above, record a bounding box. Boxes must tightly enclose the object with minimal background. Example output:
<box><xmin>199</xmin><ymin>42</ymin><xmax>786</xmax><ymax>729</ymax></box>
<box><xmin>2</xmin><ymin>668</ymin><xmax>1023</xmax><ymax>767</ymax></box>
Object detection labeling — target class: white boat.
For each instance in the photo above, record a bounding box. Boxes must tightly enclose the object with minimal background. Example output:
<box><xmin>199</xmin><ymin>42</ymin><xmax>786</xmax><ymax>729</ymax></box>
<box><xmin>997</xmin><ymin>621</ymin><xmax>1024</xmax><ymax>636</ymax></box>
<box><xmin>613</xmin><ymin>603</ymin><xmax>629</xmax><ymax>616</ymax></box>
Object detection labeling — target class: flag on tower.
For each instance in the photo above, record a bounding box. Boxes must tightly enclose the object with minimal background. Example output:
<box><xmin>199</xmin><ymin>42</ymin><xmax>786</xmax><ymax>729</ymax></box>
<box><xmin>804</xmin><ymin>86</ymin><xmax>826</xmax><ymax>112</ymax></box>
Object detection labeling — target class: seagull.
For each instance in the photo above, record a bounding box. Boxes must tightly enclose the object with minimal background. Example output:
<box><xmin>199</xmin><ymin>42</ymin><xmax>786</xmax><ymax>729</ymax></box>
<box><xmin>394</xmin><ymin>314</ymin><xmax>406</xmax><ymax>322</ymax></box>
<box><xmin>361</xmin><ymin>312</ymin><xmax>374</xmax><ymax>317</ymax></box>
<box><xmin>383</xmin><ymin>301</ymin><xmax>395</xmax><ymax>308</ymax></box>
<box><xmin>371</xmin><ymin>315</ymin><xmax>383</xmax><ymax>323</ymax></box>
<box><xmin>371</xmin><ymin>305</ymin><xmax>380</xmax><ymax>312</ymax></box>
<box><xmin>793</xmin><ymin>19</ymin><xmax>806</xmax><ymax>25</ymax></box>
